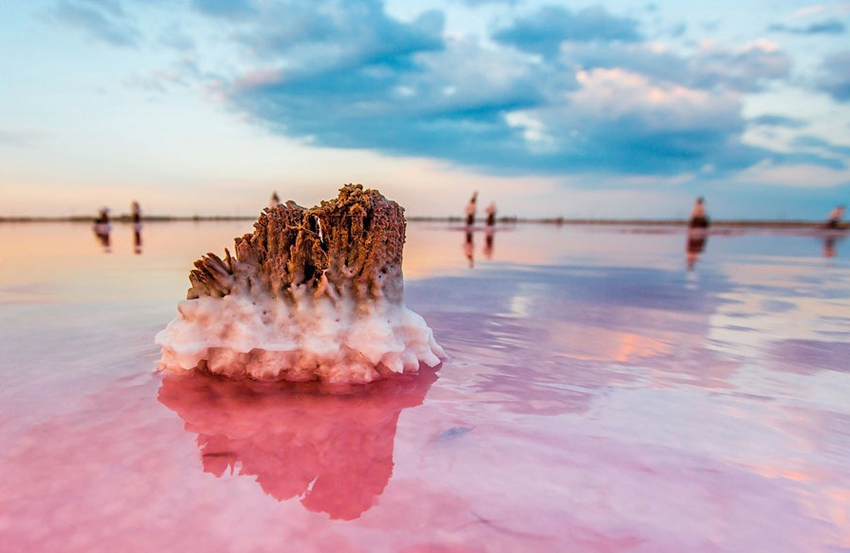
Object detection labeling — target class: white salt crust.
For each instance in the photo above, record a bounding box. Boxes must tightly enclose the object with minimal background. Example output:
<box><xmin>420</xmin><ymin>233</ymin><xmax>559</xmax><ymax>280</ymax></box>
<box><xmin>155</xmin><ymin>291</ymin><xmax>445</xmax><ymax>384</ymax></box>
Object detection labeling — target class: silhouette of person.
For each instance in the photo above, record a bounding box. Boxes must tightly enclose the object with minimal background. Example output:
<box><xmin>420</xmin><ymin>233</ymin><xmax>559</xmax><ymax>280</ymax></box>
<box><xmin>485</xmin><ymin>201</ymin><xmax>496</xmax><ymax>228</ymax></box>
<box><xmin>93</xmin><ymin>207</ymin><xmax>111</xmax><ymax>252</ymax></box>
<box><xmin>689</xmin><ymin>197</ymin><xmax>709</xmax><ymax>229</ymax></box>
<box><xmin>270</xmin><ymin>191</ymin><xmax>281</xmax><ymax>207</ymax></box>
<box><xmin>826</xmin><ymin>205</ymin><xmax>845</xmax><ymax>229</ymax></box>
<box><xmin>465</xmin><ymin>191</ymin><xmax>478</xmax><ymax>228</ymax></box>
<box><xmin>131</xmin><ymin>200</ymin><xmax>143</xmax><ymax>254</ymax></box>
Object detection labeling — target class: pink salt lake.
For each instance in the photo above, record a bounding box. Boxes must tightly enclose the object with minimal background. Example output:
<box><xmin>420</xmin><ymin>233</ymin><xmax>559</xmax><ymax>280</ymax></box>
<box><xmin>1</xmin><ymin>221</ymin><xmax>848</xmax><ymax>553</ymax></box>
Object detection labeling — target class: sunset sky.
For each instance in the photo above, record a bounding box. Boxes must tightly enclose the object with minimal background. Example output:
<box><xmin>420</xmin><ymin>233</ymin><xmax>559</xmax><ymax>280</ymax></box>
<box><xmin>1</xmin><ymin>0</ymin><xmax>849</xmax><ymax>219</ymax></box>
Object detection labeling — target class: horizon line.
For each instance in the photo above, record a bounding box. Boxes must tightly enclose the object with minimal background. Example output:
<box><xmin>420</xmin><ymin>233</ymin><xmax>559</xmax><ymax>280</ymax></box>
<box><xmin>1</xmin><ymin>214</ymin><xmax>846</xmax><ymax>229</ymax></box>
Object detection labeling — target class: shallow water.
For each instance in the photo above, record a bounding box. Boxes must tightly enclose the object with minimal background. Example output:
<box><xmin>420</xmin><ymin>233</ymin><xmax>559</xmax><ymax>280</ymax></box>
<box><xmin>1</xmin><ymin>221</ymin><xmax>848</xmax><ymax>552</ymax></box>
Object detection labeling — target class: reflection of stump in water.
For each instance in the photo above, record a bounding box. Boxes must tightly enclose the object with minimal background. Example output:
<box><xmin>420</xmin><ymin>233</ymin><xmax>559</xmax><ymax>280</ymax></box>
<box><xmin>158</xmin><ymin>366</ymin><xmax>438</xmax><ymax>520</ymax></box>
<box><xmin>156</xmin><ymin>184</ymin><xmax>444</xmax><ymax>383</ymax></box>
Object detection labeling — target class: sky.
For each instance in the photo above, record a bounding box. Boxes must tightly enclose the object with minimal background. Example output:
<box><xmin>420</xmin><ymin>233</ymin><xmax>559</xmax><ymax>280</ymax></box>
<box><xmin>1</xmin><ymin>0</ymin><xmax>849</xmax><ymax>220</ymax></box>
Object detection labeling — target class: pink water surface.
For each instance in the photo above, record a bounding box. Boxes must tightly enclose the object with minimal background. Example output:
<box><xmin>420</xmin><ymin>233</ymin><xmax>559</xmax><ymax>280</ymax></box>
<box><xmin>1</xmin><ymin>221</ymin><xmax>848</xmax><ymax>552</ymax></box>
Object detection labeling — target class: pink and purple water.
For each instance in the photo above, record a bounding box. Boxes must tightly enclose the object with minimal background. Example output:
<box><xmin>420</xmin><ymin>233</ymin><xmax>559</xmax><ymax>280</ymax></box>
<box><xmin>1</xmin><ymin>221</ymin><xmax>848</xmax><ymax>552</ymax></box>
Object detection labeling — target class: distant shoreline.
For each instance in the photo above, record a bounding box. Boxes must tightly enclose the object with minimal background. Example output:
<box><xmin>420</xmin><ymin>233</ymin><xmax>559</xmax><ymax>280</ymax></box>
<box><xmin>0</xmin><ymin>214</ymin><xmax>846</xmax><ymax>229</ymax></box>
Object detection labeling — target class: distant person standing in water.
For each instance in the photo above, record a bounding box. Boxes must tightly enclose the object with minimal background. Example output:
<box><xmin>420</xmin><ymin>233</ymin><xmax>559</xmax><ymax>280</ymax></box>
<box><xmin>131</xmin><ymin>200</ymin><xmax>143</xmax><ymax>253</ymax></box>
<box><xmin>93</xmin><ymin>207</ymin><xmax>112</xmax><ymax>252</ymax></box>
<box><xmin>131</xmin><ymin>201</ymin><xmax>142</xmax><ymax>226</ymax></box>
<box><xmin>485</xmin><ymin>201</ymin><xmax>497</xmax><ymax>227</ymax></box>
<box><xmin>465</xmin><ymin>191</ymin><xmax>478</xmax><ymax>227</ymax></box>
<box><xmin>826</xmin><ymin>205</ymin><xmax>845</xmax><ymax>229</ymax></box>
<box><xmin>93</xmin><ymin>207</ymin><xmax>110</xmax><ymax>232</ymax></box>
<box><xmin>689</xmin><ymin>197</ymin><xmax>709</xmax><ymax>229</ymax></box>
<box><xmin>270</xmin><ymin>191</ymin><xmax>281</xmax><ymax>207</ymax></box>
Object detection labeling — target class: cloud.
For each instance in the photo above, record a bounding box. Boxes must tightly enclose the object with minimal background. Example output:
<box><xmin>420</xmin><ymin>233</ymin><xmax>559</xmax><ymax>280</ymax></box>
<box><xmin>51</xmin><ymin>0</ymin><xmax>141</xmax><ymax>47</ymax></box>
<box><xmin>789</xmin><ymin>6</ymin><xmax>825</xmax><ymax>19</ymax></box>
<box><xmin>769</xmin><ymin>18</ymin><xmax>846</xmax><ymax>35</ymax></box>
<box><xmin>817</xmin><ymin>50</ymin><xmax>850</xmax><ymax>102</ymax></box>
<box><xmin>232</xmin><ymin>41</ymin><xmax>762</xmax><ymax>178</ymax></box>
<box><xmin>230</xmin><ymin>36</ymin><xmax>544</xmax><ymax>168</ymax></box>
<box><xmin>190</xmin><ymin>0</ymin><xmax>257</xmax><ymax>19</ymax></box>
<box><xmin>0</xmin><ymin>129</ymin><xmax>51</xmax><ymax>149</ymax></box>
<box><xmin>735</xmin><ymin>159</ymin><xmax>850</xmax><ymax>188</ymax></box>
<box><xmin>522</xmin><ymin>68</ymin><xmax>761</xmax><ymax>175</ymax></box>
<box><xmin>229</xmin><ymin>0</ymin><xmax>445</xmax><ymax>76</ymax></box>
<box><xmin>206</xmin><ymin>2</ymin><xmax>826</xmax><ymax>180</ymax></box>
<box><xmin>792</xmin><ymin>135</ymin><xmax>850</xmax><ymax>159</ymax></box>
<box><xmin>159</xmin><ymin>23</ymin><xmax>197</xmax><ymax>51</ymax></box>
<box><xmin>560</xmin><ymin>39</ymin><xmax>790</xmax><ymax>93</ymax></box>
<box><xmin>560</xmin><ymin>41</ymin><xmax>686</xmax><ymax>81</ymax></box>
<box><xmin>458</xmin><ymin>0</ymin><xmax>519</xmax><ymax>6</ymax></box>
<box><xmin>748</xmin><ymin>115</ymin><xmax>807</xmax><ymax>129</ymax></box>
<box><xmin>686</xmin><ymin>40</ymin><xmax>790</xmax><ymax>92</ymax></box>
<box><xmin>123</xmin><ymin>58</ymin><xmax>202</xmax><ymax>94</ymax></box>
<box><xmin>491</xmin><ymin>5</ymin><xmax>642</xmax><ymax>58</ymax></box>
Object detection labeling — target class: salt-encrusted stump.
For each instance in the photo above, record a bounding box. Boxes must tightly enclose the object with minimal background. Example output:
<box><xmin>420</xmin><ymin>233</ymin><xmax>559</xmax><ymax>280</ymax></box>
<box><xmin>156</xmin><ymin>184</ymin><xmax>445</xmax><ymax>383</ymax></box>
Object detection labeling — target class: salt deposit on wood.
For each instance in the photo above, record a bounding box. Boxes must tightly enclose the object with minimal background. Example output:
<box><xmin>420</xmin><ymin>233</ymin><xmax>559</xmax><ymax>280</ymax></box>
<box><xmin>156</xmin><ymin>184</ymin><xmax>445</xmax><ymax>383</ymax></box>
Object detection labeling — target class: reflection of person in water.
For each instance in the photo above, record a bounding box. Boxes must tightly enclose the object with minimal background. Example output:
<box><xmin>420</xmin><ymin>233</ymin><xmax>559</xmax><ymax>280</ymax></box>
<box><xmin>483</xmin><ymin>227</ymin><xmax>495</xmax><ymax>260</ymax></box>
<box><xmin>689</xmin><ymin>197</ymin><xmax>709</xmax><ymax>228</ymax></box>
<box><xmin>131</xmin><ymin>200</ymin><xmax>143</xmax><ymax>254</ymax></box>
<box><xmin>822</xmin><ymin>232</ymin><xmax>846</xmax><ymax>258</ymax></box>
<box><xmin>465</xmin><ymin>191</ymin><xmax>478</xmax><ymax>227</ymax></box>
<box><xmin>483</xmin><ymin>201</ymin><xmax>497</xmax><ymax>260</ymax></box>
<box><xmin>464</xmin><ymin>229</ymin><xmax>475</xmax><ymax>267</ymax></box>
<box><xmin>157</xmin><ymin>366</ymin><xmax>438</xmax><ymax>521</ymax></box>
<box><xmin>686</xmin><ymin>228</ymin><xmax>708</xmax><ymax>270</ymax></box>
<box><xmin>823</xmin><ymin>237</ymin><xmax>836</xmax><ymax>258</ymax></box>
<box><xmin>93</xmin><ymin>207</ymin><xmax>111</xmax><ymax>252</ymax></box>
